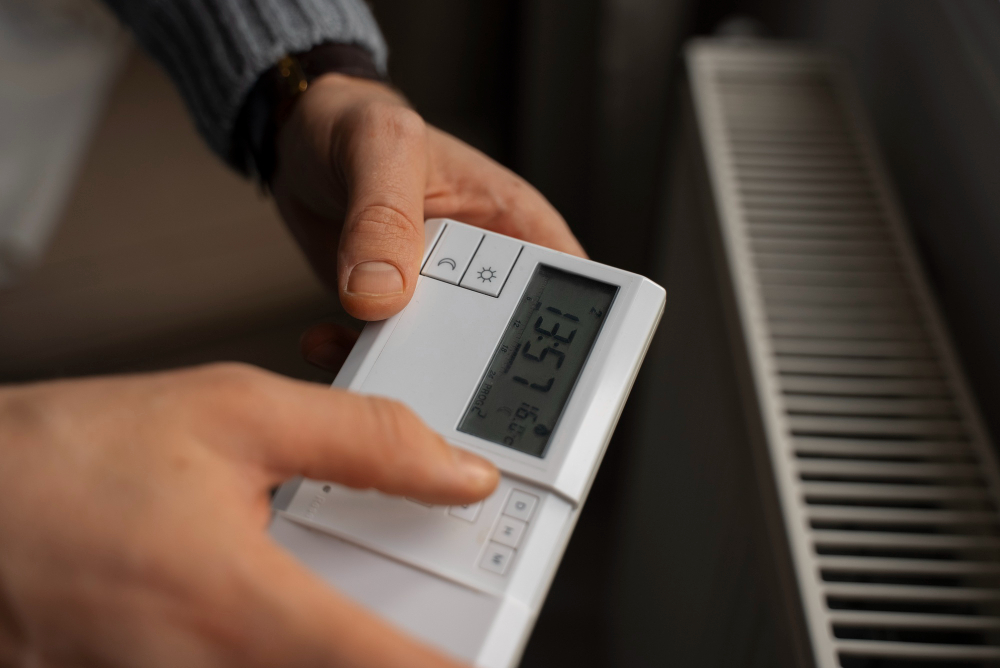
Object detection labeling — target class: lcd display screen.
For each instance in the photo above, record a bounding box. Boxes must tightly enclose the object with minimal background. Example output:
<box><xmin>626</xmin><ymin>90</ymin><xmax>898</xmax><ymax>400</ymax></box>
<box><xmin>458</xmin><ymin>265</ymin><xmax>618</xmax><ymax>457</ymax></box>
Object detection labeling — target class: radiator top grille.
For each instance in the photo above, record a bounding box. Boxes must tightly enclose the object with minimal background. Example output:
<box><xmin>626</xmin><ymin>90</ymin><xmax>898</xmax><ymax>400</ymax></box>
<box><xmin>689</xmin><ymin>42</ymin><xmax>1000</xmax><ymax>667</ymax></box>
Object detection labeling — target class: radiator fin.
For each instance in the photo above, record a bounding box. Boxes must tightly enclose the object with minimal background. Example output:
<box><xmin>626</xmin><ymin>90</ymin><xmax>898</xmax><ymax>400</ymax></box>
<box><xmin>689</xmin><ymin>42</ymin><xmax>1000</xmax><ymax>667</ymax></box>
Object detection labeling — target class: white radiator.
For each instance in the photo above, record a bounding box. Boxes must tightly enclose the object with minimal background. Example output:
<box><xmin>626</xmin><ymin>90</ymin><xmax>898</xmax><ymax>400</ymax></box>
<box><xmin>687</xmin><ymin>40</ymin><xmax>1000</xmax><ymax>667</ymax></box>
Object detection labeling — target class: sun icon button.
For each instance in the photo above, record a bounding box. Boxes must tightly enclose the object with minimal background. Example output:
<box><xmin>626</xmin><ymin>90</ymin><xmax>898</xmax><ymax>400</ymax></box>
<box><xmin>458</xmin><ymin>233</ymin><xmax>522</xmax><ymax>296</ymax></box>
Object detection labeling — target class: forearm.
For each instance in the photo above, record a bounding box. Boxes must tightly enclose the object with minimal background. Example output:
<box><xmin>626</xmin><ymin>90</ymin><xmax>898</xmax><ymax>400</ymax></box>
<box><xmin>100</xmin><ymin>0</ymin><xmax>387</xmax><ymax>170</ymax></box>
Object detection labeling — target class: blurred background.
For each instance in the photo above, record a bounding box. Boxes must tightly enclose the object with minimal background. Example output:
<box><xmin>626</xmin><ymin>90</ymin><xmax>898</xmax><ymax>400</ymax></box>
<box><xmin>2</xmin><ymin>0</ymin><xmax>1000</xmax><ymax>666</ymax></box>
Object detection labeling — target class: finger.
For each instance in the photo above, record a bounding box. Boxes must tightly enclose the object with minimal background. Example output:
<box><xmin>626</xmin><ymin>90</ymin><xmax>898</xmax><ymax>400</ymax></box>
<box><xmin>245</xmin><ymin>538</ymin><xmax>470</xmax><ymax>668</ymax></box>
<box><xmin>424</xmin><ymin>127</ymin><xmax>588</xmax><ymax>258</ymax></box>
<box><xmin>335</xmin><ymin>102</ymin><xmax>429</xmax><ymax>321</ymax></box>
<box><xmin>301</xmin><ymin>323</ymin><xmax>360</xmax><ymax>374</ymax></box>
<box><xmin>201</xmin><ymin>366</ymin><xmax>498</xmax><ymax>505</ymax></box>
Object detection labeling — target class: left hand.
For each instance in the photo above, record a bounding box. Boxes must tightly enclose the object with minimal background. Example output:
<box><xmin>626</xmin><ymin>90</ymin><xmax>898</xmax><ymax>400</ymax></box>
<box><xmin>270</xmin><ymin>73</ymin><xmax>586</xmax><ymax>323</ymax></box>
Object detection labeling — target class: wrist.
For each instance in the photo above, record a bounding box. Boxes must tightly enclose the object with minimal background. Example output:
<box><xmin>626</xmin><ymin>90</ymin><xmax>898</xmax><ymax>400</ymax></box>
<box><xmin>270</xmin><ymin>73</ymin><xmax>415</xmax><ymax>212</ymax></box>
<box><xmin>233</xmin><ymin>43</ymin><xmax>386</xmax><ymax>186</ymax></box>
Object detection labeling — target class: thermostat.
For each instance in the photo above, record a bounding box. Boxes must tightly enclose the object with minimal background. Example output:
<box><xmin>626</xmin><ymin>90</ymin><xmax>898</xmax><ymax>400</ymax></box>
<box><xmin>270</xmin><ymin>219</ymin><xmax>665</xmax><ymax>667</ymax></box>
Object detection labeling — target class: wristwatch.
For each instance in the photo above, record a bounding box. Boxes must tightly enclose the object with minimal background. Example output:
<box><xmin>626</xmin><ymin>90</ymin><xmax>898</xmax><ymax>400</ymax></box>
<box><xmin>233</xmin><ymin>42</ymin><xmax>385</xmax><ymax>186</ymax></box>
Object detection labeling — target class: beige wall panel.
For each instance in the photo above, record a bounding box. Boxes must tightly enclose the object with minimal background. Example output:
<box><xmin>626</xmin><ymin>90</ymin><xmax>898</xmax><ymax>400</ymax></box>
<box><xmin>0</xmin><ymin>50</ymin><xmax>334</xmax><ymax>379</ymax></box>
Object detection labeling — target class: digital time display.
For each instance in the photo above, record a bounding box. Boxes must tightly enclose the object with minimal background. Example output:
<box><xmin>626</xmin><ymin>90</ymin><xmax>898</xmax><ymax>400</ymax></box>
<box><xmin>458</xmin><ymin>265</ymin><xmax>618</xmax><ymax>457</ymax></box>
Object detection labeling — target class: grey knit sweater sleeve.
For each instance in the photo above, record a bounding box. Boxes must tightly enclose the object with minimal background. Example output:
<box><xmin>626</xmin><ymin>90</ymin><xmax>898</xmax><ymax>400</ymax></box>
<box><xmin>101</xmin><ymin>0</ymin><xmax>387</xmax><ymax>164</ymax></box>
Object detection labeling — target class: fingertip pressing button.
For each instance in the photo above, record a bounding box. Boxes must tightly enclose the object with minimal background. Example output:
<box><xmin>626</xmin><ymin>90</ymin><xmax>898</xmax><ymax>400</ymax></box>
<box><xmin>448</xmin><ymin>501</ymin><xmax>483</xmax><ymax>523</ymax></box>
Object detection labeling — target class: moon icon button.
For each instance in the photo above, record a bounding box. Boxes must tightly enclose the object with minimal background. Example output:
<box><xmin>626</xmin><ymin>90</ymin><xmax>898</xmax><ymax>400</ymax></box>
<box><xmin>420</xmin><ymin>223</ymin><xmax>484</xmax><ymax>284</ymax></box>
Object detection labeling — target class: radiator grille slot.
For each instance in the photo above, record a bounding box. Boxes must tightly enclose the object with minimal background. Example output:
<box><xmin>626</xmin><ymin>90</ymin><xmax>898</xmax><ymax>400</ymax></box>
<box><xmin>689</xmin><ymin>42</ymin><xmax>1000</xmax><ymax>667</ymax></box>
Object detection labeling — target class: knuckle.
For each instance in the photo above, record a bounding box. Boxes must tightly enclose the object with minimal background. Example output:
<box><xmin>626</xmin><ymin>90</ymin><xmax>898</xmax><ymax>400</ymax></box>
<box><xmin>189</xmin><ymin>362</ymin><xmax>267</xmax><ymax>405</ymax></box>
<box><xmin>173</xmin><ymin>363</ymin><xmax>277</xmax><ymax>445</ymax></box>
<box><xmin>493</xmin><ymin>177</ymin><xmax>559</xmax><ymax>238</ymax></box>
<box><xmin>352</xmin><ymin>202</ymin><xmax>421</xmax><ymax>246</ymax></box>
<box><xmin>343</xmin><ymin>396</ymin><xmax>446</xmax><ymax>492</ymax></box>
<box><xmin>361</xmin><ymin>102</ymin><xmax>426</xmax><ymax>142</ymax></box>
<box><xmin>0</xmin><ymin>386</ymin><xmax>48</xmax><ymax>437</ymax></box>
<box><xmin>199</xmin><ymin>361</ymin><xmax>261</xmax><ymax>385</ymax></box>
<box><xmin>369</xmin><ymin>397</ymin><xmax>412</xmax><ymax>445</ymax></box>
<box><xmin>490</xmin><ymin>176</ymin><xmax>529</xmax><ymax>217</ymax></box>
<box><xmin>365</xmin><ymin>398</ymin><xmax>425</xmax><ymax>469</ymax></box>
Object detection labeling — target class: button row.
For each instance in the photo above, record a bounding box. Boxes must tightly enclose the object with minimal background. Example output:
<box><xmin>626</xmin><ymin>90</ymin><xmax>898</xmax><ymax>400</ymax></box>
<box><xmin>479</xmin><ymin>489</ymin><xmax>539</xmax><ymax>576</ymax></box>
<box><xmin>422</xmin><ymin>224</ymin><xmax>522</xmax><ymax>297</ymax></box>
<box><xmin>407</xmin><ymin>498</ymin><xmax>485</xmax><ymax>522</ymax></box>
<box><xmin>448</xmin><ymin>502</ymin><xmax>482</xmax><ymax>522</ymax></box>
<box><xmin>492</xmin><ymin>516</ymin><xmax>526</xmax><ymax>548</ymax></box>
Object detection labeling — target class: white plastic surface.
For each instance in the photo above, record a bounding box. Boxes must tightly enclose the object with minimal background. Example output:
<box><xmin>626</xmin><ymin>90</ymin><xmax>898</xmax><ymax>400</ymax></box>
<box><xmin>271</xmin><ymin>219</ymin><xmax>664</xmax><ymax>666</ymax></box>
<box><xmin>270</xmin><ymin>516</ymin><xmax>501</xmax><ymax>664</ymax></box>
<box><xmin>278</xmin><ymin>475</ymin><xmax>549</xmax><ymax>596</ymax></box>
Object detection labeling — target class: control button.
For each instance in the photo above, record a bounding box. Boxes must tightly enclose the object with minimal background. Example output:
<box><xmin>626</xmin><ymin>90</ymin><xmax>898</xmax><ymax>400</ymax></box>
<box><xmin>422</xmin><ymin>224</ymin><xmax>483</xmax><ymax>285</ymax></box>
<box><xmin>460</xmin><ymin>234</ymin><xmax>522</xmax><ymax>297</ymax></box>
<box><xmin>492</xmin><ymin>516</ymin><xmax>527</xmax><ymax>548</ymax></box>
<box><xmin>448</xmin><ymin>501</ymin><xmax>483</xmax><ymax>523</ymax></box>
<box><xmin>406</xmin><ymin>498</ymin><xmax>432</xmax><ymax>508</ymax></box>
<box><xmin>479</xmin><ymin>542</ymin><xmax>516</xmax><ymax>575</ymax></box>
<box><xmin>504</xmin><ymin>490</ymin><xmax>539</xmax><ymax>522</ymax></box>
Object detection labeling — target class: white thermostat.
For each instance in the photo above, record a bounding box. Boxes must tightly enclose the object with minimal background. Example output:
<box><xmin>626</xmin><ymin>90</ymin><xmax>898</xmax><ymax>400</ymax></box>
<box><xmin>270</xmin><ymin>219</ymin><xmax>665</xmax><ymax>667</ymax></box>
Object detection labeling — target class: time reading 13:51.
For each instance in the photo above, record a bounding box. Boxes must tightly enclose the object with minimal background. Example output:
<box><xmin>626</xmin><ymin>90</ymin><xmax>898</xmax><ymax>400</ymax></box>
<box><xmin>459</xmin><ymin>265</ymin><xmax>618</xmax><ymax>458</ymax></box>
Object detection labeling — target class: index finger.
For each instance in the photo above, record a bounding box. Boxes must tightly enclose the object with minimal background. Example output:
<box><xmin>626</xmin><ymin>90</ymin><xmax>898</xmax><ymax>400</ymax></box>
<box><xmin>423</xmin><ymin>127</ymin><xmax>587</xmax><ymax>258</ymax></box>
<box><xmin>199</xmin><ymin>366</ymin><xmax>499</xmax><ymax>506</ymax></box>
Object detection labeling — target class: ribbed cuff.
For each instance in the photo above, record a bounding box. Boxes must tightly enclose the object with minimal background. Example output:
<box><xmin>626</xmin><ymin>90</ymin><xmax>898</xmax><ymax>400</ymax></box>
<box><xmin>102</xmin><ymin>0</ymin><xmax>388</xmax><ymax>164</ymax></box>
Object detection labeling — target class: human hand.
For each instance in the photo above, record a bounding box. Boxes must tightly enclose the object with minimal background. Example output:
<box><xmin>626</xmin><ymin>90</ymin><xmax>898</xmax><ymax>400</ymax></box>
<box><xmin>0</xmin><ymin>364</ymin><xmax>498</xmax><ymax>667</ymax></box>
<box><xmin>270</xmin><ymin>74</ymin><xmax>586</xmax><ymax>322</ymax></box>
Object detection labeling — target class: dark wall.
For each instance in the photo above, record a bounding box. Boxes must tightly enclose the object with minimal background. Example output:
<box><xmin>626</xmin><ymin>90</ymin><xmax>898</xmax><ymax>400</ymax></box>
<box><xmin>369</xmin><ymin>1</ymin><xmax>1000</xmax><ymax>665</ymax></box>
<box><xmin>370</xmin><ymin>0</ymin><xmax>523</xmax><ymax>163</ymax></box>
<box><xmin>371</xmin><ymin>0</ymin><xmax>689</xmax><ymax>275</ymax></box>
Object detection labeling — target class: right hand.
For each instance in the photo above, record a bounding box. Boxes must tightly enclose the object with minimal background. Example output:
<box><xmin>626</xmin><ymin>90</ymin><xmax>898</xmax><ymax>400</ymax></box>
<box><xmin>0</xmin><ymin>363</ymin><xmax>498</xmax><ymax>667</ymax></box>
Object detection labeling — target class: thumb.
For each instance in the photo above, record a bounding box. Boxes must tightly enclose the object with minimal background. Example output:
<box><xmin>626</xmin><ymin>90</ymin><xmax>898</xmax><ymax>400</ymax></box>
<box><xmin>336</xmin><ymin>102</ymin><xmax>429</xmax><ymax>321</ymax></box>
<box><xmin>237</xmin><ymin>371</ymin><xmax>498</xmax><ymax>505</ymax></box>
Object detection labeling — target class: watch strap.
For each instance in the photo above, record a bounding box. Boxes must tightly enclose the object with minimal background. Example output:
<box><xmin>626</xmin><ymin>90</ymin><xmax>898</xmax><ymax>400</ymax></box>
<box><xmin>234</xmin><ymin>42</ymin><xmax>385</xmax><ymax>186</ymax></box>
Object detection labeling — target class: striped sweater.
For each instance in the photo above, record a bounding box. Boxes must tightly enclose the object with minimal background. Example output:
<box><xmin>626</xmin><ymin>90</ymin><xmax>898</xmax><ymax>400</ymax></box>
<box><xmin>100</xmin><ymin>0</ymin><xmax>387</xmax><ymax>166</ymax></box>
